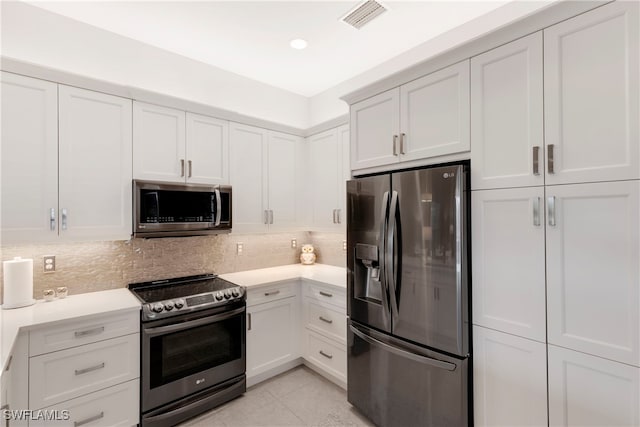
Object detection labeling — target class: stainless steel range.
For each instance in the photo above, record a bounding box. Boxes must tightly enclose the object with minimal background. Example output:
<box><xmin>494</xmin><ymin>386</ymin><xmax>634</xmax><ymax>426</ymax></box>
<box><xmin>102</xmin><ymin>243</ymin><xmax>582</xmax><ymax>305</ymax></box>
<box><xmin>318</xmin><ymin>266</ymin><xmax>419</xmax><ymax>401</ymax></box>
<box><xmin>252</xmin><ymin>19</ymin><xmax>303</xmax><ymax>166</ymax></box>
<box><xmin>129</xmin><ymin>274</ymin><xmax>246</xmax><ymax>427</ymax></box>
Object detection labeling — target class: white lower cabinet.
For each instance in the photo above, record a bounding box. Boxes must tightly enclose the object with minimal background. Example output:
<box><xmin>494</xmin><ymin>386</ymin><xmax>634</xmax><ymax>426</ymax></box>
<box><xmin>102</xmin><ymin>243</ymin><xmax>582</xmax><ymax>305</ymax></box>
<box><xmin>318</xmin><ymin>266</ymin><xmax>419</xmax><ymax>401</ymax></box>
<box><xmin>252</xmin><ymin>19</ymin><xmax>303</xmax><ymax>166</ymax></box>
<box><xmin>29</xmin><ymin>380</ymin><xmax>139</xmax><ymax>427</ymax></box>
<box><xmin>548</xmin><ymin>345</ymin><xmax>640</xmax><ymax>427</ymax></box>
<box><xmin>304</xmin><ymin>330</ymin><xmax>346</xmax><ymax>385</ymax></box>
<box><xmin>473</xmin><ymin>326</ymin><xmax>548</xmax><ymax>427</ymax></box>
<box><xmin>246</xmin><ymin>282</ymin><xmax>300</xmax><ymax>383</ymax></box>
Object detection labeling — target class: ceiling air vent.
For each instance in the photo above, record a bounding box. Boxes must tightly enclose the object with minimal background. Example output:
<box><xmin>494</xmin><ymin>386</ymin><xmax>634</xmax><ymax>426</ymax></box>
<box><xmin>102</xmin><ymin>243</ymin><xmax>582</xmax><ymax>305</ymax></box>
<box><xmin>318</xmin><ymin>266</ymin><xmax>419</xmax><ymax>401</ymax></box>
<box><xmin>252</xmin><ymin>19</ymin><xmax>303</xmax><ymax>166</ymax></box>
<box><xmin>341</xmin><ymin>0</ymin><xmax>387</xmax><ymax>30</ymax></box>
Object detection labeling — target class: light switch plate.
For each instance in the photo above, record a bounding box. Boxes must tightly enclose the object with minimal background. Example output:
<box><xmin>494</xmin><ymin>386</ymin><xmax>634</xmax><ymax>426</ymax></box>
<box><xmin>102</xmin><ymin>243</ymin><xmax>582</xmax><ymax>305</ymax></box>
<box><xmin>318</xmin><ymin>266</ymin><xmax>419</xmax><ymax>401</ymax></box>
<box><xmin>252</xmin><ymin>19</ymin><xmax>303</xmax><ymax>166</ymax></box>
<box><xmin>343</xmin><ymin>241</ymin><xmax>347</xmax><ymax>251</ymax></box>
<box><xmin>291</xmin><ymin>239</ymin><xmax>297</xmax><ymax>249</ymax></box>
<box><xmin>44</xmin><ymin>255</ymin><xmax>56</xmax><ymax>273</ymax></box>
<box><xmin>237</xmin><ymin>243</ymin><xmax>243</xmax><ymax>255</ymax></box>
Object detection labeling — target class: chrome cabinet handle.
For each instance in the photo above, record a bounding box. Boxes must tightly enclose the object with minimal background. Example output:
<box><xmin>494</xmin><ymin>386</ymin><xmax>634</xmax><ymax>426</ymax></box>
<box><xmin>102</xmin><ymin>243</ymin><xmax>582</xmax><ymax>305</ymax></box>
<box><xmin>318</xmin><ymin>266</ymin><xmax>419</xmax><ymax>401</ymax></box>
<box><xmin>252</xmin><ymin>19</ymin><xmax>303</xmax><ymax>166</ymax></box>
<box><xmin>180</xmin><ymin>159</ymin><xmax>185</xmax><ymax>177</ymax></box>
<box><xmin>50</xmin><ymin>208</ymin><xmax>56</xmax><ymax>231</ymax></box>
<box><xmin>547</xmin><ymin>144</ymin><xmax>555</xmax><ymax>174</ymax></box>
<box><xmin>188</xmin><ymin>160</ymin><xmax>193</xmax><ymax>178</ymax></box>
<box><xmin>319</xmin><ymin>316</ymin><xmax>333</xmax><ymax>324</ymax></box>
<box><xmin>533</xmin><ymin>197</ymin><xmax>541</xmax><ymax>227</ymax></box>
<box><xmin>392</xmin><ymin>135</ymin><xmax>398</xmax><ymax>156</ymax></box>
<box><xmin>400</xmin><ymin>133</ymin><xmax>406</xmax><ymax>155</ymax></box>
<box><xmin>548</xmin><ymin>196</ymin><xmax>556</xmax><ymax>227</ymax></box>
<box><xmin>319</xmin><ymin>291</ymin><xmax>333</xmax><ymax>298</ymax></box>
<box><xmin>533</xmin><ymin>146</ymin><xmax>540</xmax><ymax>175</ymax></box>
<box><xmin>74</xmin><ymin>326</ymin><xmax>104</xmax><ymax>338</ymax></box>
<box><xmin>74</xmin><ymin>412</ymin><xmax>104</xmax><ymax>427</ymax></box>
<box><xmin>247</xmin><ymin>313</ymin><xmax>252</xmax><ymax>331</ymax></box>
<box><xmin>265</xmin><ymin>290</ymin><xmax>280</xmax><ymax>296</ymax></box>
<box><xmin>75</xmin><ymin>362</ymin><xmax>105</xmax><ymax>376</ymax></box>
<box><xmin>319</xmin><ymin>350</ymin><xmax>333</xmax><ymax>359</ymax></box>
<box><xmin>61</xmin><ymin>208</ymin><xmax>68</xmax><ymax>230</ymax></box>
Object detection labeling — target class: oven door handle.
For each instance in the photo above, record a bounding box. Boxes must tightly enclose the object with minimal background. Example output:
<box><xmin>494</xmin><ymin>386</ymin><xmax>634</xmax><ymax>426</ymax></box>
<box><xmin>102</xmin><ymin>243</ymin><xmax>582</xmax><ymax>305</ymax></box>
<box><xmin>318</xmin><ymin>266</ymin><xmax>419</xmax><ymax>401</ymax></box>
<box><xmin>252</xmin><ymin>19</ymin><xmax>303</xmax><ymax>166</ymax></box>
<box><xmin>144</xmin><ymin>306</ymin><xmax>245</xmax><ymax>336</ymax></box>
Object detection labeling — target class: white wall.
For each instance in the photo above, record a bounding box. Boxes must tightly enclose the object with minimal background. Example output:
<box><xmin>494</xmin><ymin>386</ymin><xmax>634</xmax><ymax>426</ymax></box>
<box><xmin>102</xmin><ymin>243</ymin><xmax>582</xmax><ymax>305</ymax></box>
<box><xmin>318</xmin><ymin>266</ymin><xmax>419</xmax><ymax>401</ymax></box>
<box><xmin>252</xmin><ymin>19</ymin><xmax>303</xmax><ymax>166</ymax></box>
<box><xmin>0</xmin><ymin>1</ymin><xmax>310</xmax><ymax>129</ymax></box>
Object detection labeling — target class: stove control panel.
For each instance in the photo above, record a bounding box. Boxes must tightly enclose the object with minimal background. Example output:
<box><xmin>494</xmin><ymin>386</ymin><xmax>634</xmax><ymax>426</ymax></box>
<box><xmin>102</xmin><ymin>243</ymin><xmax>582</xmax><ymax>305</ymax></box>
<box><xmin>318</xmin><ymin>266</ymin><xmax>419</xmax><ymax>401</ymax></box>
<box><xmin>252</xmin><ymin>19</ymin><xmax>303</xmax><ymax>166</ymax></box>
<box><xmin>141</xmin><ymin>287</ymin><xmax>245</xmax><ymax>320</ymax></box>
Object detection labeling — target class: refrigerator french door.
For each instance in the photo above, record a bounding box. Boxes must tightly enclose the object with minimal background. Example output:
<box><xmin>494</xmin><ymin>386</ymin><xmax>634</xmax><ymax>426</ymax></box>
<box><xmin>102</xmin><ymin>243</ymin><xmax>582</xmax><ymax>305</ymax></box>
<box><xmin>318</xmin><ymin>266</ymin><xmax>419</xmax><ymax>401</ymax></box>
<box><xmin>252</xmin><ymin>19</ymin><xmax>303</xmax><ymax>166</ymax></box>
<box><xmin>347</xmin><ymin>162</ymin><xmax>470</xmax><ymax>427</ymax></box>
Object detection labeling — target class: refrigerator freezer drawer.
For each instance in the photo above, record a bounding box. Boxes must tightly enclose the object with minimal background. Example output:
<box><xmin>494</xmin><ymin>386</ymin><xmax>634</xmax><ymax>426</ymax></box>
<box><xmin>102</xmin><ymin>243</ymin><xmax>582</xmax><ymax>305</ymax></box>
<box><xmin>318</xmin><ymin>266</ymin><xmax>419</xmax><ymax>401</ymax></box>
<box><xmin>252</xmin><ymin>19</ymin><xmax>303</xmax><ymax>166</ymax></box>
<box><xmin>347</xmin><ymin>321</ymin><xmax>469</xmax><ymax>427</ymax></box>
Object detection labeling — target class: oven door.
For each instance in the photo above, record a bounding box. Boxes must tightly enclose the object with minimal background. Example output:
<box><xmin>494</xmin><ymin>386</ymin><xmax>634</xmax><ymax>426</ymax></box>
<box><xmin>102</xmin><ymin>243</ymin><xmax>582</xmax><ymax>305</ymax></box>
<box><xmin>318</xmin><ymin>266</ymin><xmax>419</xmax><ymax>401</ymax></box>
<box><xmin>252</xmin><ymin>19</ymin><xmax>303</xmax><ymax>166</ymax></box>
<box><xmin>141</xmin><ymin>302</ymin><xmax>246</xmax><ymax>413</ymax></box>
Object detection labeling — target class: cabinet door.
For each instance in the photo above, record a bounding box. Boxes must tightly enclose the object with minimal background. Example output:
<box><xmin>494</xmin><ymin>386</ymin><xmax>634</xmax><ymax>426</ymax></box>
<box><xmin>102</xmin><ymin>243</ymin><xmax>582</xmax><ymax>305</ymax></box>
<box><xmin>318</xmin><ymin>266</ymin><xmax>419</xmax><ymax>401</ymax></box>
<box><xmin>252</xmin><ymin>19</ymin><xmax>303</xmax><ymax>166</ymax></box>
<box><xmin>133</xmin><ymin>101</ymin><xmax>186</xmax><ymax>182</ymax></box>
<box><xmin>246</xmin><ymin>297</ymin><xmax>298</xmax><ymax>379</ymax></box>
<box><xmin>308</xmin><ymin>128</ymin><xmax>340</xmax><ymax>230</ymax></box>
<box><xmin>400</xmin><ymin>61</ymin><xmax>470</xmax><ymax>161</ymax></box>
<box><xmin>267</xmin><ymin>131</ymin><xmax>301</xmax><ymax>230</ymax></box>
<box><xmin>229</xmin><ymin>123</ymin><xmax>268</xmax><ymax>233</ymax></box>
<box><xmin>186</xmin><ymin>112</ymin><xmax>229</xmax><ymax>184</ymax></box>
<box><xmin>546</xmin><ymin>181</ymin><xmax>639</xmax><ymax>366</ymax></box>
<box><xmin>471</xmin><ymin>33</ymin><xmax>544</xmax><ymax>190</ymax></box>
<box><xmin>548</xmin><ymin>345</ymin><xmax>640</xmax><ymax>427</ymax></box>
<box><xmin>544</xmin><ymin>1</ymin><xmax>639</xmax><ymax>185</ymax></box>
<box><xmin>473</xmin><ymin>326</ymin><xmax>548</xmax><ymax>427</ymax></box>
<box><xmin>337</xmin><ymin>124</ymin><xmax>350</xmax><ymax>228</ymax></box>
<box><xmin>58</xmin><ymin>85</ymin><xmax>132</xmax><ymax>241</ymax></box>
<box><xmin>1</xmin><ymin>72</ymin><xmax>58</xmax><ymax>244</ymax></box>
<box><xmin>350</xmin><ymin>88</ymin><xmax>400</xmax><ymax>170</ymax></box>
<box><xmin>472</xmin><ymin>187</ymin><xmax>546</xmax><ymax>342</ymax></box>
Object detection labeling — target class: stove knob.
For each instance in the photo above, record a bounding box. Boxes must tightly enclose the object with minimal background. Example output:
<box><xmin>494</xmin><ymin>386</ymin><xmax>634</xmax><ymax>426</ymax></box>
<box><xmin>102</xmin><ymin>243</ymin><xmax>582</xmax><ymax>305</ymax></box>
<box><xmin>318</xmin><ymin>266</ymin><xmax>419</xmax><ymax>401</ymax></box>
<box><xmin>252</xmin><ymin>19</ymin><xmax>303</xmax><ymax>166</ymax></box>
<box><xmin>164</xmin><ymin>302</ymin><xmax>174</xmax><ymax>311</ymax></box>
<box><xmin>216</xmin><ymin>292</ymin><xmax>224</xmax><ymax>301</ymax></box>
<box><xmin>224</xmin><ymin>290</ymin><xmax>232</xmax><ymax>299</ymax></box>
<box><xmin>232</xmin><ymin>288</ymin><xmax>240</xmax><ymax>298</ymax></box>
<box><xmin>174</xmin><ymin>299</ymin><xmax>184</xmax><ymax>309</ymax></box>
<box><xmin>151</xmin><ymin>303</ymin><xmax>164</xmax><ymax>313</ymax></box>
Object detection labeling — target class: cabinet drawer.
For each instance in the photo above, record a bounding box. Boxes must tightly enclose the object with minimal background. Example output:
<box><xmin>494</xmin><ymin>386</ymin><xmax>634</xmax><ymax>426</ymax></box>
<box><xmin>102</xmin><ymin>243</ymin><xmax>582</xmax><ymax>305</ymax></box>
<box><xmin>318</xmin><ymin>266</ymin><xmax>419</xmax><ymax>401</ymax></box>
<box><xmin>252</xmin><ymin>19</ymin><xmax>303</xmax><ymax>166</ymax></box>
<box><xmin>246</xmin><ymin>282</ymin><xmax>297</xmax><ymax>306</ymax></box>
<box><xmin>304</xmin><ymin>330</ymin><xmax>346</xmax><ymax>383</ymax></box>
<box><xmin>30</xmin><ymin>333</ymin><xmax>139</xmax><ymax>409</ymax></box>
<box><xmin>305</xmin><ymin>299</ymin><xmax>346</xmax><ymax>342</ymax></box>
<box><xmin>30</xmin><ymin>310</ymin><xmax>139</xmax><ymax>356</ymax></box>
<box><xmin>29</xmin><ymin>379</ymin><xmax>139</xmax><ymax>427</ymax></box>
<box><xmin>304</xmin><ymin>283</ymin><xmax>346</xmax><ymax>310</ymax></box>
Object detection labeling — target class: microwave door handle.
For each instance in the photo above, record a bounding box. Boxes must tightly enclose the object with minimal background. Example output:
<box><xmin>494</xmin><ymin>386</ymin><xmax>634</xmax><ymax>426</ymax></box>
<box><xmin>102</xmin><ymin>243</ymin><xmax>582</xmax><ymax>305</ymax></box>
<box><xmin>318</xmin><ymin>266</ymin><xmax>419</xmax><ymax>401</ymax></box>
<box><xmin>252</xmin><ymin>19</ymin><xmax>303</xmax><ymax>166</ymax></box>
<box><xmin>144</xmin><ymin>306</ymin><xmax>245</xmax><ymax>336</ymax></box>
<box><xmin>214</xmin><ymin>188</ymin><xmax>222</xmax><ymax>226</ymax></box>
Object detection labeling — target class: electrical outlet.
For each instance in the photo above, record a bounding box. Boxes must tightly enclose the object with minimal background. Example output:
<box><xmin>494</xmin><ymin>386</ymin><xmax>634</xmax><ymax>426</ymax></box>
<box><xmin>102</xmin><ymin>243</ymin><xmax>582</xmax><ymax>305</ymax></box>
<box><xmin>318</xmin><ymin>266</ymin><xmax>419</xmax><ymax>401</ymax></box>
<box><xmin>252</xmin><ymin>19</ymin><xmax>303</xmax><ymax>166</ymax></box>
<box><xmin>237</xmin><ymin>243</ymin><xmax>243</xmax><ymax>255</ymax></box>
<box><xmin>291</xmin><ymin>239</ymin><xmax>297</xmax><ymax>249</ymax></box>
<box><xmin>343</xmin><ymin>241</ymin><xmax>347</xmax><ymax>251</ymax></box>
<box><xmin>44</xmin><ymin>255</ymin><xmax>56</xmax><ymax>273</ymax></box>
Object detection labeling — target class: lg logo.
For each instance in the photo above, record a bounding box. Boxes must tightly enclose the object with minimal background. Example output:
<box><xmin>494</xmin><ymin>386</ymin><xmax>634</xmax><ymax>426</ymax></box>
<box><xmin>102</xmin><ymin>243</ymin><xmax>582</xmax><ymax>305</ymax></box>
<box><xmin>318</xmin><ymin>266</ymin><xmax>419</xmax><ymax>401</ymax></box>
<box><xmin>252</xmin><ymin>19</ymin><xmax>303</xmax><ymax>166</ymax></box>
<box><xmin>196</xmin><ymin>378</ymin><xmax>206</xmax><ymax>385</ymax></box>
<box><xmin>443</xmin><ymin>172</ymin><xmax>455</xmax><ymax>179</ymax></box>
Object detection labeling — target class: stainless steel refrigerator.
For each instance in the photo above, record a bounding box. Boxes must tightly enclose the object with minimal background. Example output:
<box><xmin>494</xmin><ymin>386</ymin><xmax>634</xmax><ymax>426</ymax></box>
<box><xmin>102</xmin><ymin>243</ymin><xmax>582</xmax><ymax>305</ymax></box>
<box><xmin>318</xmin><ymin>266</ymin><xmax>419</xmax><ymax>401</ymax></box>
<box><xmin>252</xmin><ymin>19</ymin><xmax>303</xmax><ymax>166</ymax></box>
<box><xmin>346</xmin><ymin>162</ymin><xmax>470</xmax><ymax>427</ymax></box>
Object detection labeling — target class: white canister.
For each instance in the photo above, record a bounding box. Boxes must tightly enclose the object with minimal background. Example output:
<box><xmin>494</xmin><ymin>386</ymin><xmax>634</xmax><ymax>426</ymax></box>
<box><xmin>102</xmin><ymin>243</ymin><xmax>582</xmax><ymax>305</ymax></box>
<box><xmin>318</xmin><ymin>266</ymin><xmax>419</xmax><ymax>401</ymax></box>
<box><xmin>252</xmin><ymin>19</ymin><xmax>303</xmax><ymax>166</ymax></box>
<box><xmin>2</xmin><ymin>257</ymin><xmax>36</xmax><ymax>309</ymax></box>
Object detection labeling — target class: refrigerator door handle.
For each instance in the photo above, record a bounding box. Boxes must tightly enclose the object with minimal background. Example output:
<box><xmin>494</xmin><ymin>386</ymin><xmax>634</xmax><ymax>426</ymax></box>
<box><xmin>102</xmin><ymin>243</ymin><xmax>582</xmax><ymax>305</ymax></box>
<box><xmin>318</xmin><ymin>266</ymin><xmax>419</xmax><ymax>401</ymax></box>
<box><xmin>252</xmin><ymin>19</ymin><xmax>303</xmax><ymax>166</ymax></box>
<box><xmin>378</xmin><ymin>191</ymin><xmax>391</xmax><ymax>318</ymax></box>
<box><xmin>350</xmin><ymin>324</ymin><xmax>456</xmax><ymax>371</ymax></box>
<box><xmin>386</xmin><ymin>190</ymin><xmax>400</xmax><ymax>318</ymax></box>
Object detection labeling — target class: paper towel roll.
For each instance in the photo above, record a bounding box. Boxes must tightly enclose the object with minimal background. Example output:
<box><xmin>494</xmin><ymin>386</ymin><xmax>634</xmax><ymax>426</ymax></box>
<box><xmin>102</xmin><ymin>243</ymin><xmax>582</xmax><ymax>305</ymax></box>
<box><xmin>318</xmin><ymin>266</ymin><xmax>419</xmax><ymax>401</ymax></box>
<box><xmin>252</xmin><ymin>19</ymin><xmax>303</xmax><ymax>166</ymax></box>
<box><xmin>2</xmin><ymin>257</ymin><xmax>35</xmax><ymax>309</ymax></box>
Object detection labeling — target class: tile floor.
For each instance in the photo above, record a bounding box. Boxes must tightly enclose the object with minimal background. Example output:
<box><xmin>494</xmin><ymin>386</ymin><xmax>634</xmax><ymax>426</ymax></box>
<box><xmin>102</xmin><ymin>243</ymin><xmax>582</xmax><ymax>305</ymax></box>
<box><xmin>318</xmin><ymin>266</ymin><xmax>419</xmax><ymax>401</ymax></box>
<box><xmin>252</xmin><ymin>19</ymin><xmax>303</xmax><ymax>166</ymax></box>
<box><xmin>179</xmin><ymin>366</ymin><xmax>375</xmax><ymax>427</ymax></box>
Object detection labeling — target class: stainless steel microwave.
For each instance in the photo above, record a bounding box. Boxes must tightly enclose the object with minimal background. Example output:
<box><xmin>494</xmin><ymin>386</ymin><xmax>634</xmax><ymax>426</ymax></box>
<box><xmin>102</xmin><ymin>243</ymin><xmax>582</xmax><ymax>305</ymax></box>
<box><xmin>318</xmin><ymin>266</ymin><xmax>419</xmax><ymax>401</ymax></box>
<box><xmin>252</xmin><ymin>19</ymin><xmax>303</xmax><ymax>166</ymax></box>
<box><xmin>133</xmin><ymin>180</ymin><xmax>231</xmax><ymax>238</ymax></box>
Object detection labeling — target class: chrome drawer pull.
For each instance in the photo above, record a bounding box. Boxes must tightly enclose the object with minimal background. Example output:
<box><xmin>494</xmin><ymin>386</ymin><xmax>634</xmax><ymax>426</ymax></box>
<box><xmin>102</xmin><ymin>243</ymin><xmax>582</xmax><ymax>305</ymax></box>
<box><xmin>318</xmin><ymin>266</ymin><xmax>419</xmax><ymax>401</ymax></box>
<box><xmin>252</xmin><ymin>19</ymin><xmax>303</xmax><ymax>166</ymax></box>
<box><xmin>319</xmin><ymin>350</ymin><xmax>333</xmax><ymax>359</ymax></box>
<box><xmin>247</xmin><ymin>313</ymin><xmax>252</xmax><ymax>331</ymax></box>
<box><xmin>75</xmin><ymin>362</ymin><xmax>105</xmax><ymax>376</ymax></box>
<box><xmin>180</xmin><ymin>159</ymin><xmax>185</xmax><ymax>177</ymax></box>
<box><xmin>548</xmin><ymin>196</ymin><xmax>556</xmax><ymax>227</ymax></box>
<box><xmin>400</xmin><ymin>133</ymin><xmax>406</xmax><ymax>155</ymax></box>
<box><xmin>533</xmin><ymin>197</ymin><xmax>541</xmax><ymax>227</ymax></box>
<box><xmin>533</xmin><ymin>146</ymin><xmax>540</xmax><ymax>175</ymax></box>
<box><xmin>392</xmin><ymin>135</ymin><xmax>398</xmax><ymax>156</ymax></box>
<box><xmin>547</xmin><ymin>144</ymin><xmax>555</xmax><ymax>174</ymax></box>
<box><xmin>319</xmin><ymin>316</ymin><xmax>333</xmax><ymax>324</ymax></box>
<box><xmin>188</xmin><ymin>160</ymin><xmax>193</xmax><ymax>178</ymax></box>
<box><xmin>50</xmin><ymin>208</ymin><xmax>56</xmax><ymax>231</ymax></box>
<box><xmin>264</xmin><ymin>290</ymin><xmax>280</xmax><ymax>297</ymax></box>
<box><xmin>319</xmin><ymin>291</ymin><xmax>333</xmax><ymax>298</ymax></box>
<box><xmin>74</xmin><ymin>326</ymin><xmax>105</xmax><ymax>338</ymax></box>
<box><xmin>74</xmin><ymin>412</ymin><xmax>104</xmax><ymax>427</ymax></box>
<box><xmin>61</xmin><ymin>208</ymin><xmax>68</xmax><ymax>230</ymax></box>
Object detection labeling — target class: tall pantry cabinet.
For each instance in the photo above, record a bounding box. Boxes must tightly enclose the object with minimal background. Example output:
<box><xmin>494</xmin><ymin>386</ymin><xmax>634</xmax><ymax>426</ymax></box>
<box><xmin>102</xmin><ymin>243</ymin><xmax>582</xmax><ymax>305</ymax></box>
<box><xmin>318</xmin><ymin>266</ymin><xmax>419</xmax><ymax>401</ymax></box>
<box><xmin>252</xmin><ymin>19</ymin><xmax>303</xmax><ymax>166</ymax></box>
<box><xmin>471</xmin><ymin>2</ymin><xmax>640</xmax><ymax>426</ymax></box>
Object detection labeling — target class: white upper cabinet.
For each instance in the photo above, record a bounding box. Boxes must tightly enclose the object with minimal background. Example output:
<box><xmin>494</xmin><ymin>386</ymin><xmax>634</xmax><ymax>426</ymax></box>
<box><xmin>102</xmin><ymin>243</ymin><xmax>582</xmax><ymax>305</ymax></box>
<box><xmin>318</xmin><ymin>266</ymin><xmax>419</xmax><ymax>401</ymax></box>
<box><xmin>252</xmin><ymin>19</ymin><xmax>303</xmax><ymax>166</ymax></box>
<box><xmin>185</xmin><ymin>112</ymin><xmax>229</xmax><ymax>184</ymax></box>
<box><xmin>229</xmin><ymin>123</ymin><xmax>302</xmax><ymax>233</ymax></box>
<box><xmin>133</xmin><ymin>102</ymin><xmax>186</xmax><ymax>182</ymax></box>
<box><xmin>400</xmin><ymin>61</ymin><xmax>470</xmax><ymax>161</ymax></box>
<box><xmin>58</xmin><ymin>85</ymin><xmax>133</xmax><ymax>241</ymax></box>
<box><xmin>472</xmin><ymin>187</ymin><xmax>546</xmax><ymax>342</ymax></box>
<box><xmin>350</xmin><ymin>61</ymin><xmax>470</xmax><ymax>171</ymax></box>
<box><xmin>546</xmin><ymin>180</ymin><xmax>639</xmax><ymax>366</ymax></box>
<box><xmin>548</xmin><ymin>345</ymin><xmax>640</xmax><ymax>427</ymax></box>
<box><xmin>1</xmin><ymin>72</ymin><xmax>58</xmax><ymax>244</ymax></box>
<box><xmin>544</xmin><ymin>1</ymin><xmax>639</xmax><ymax>185</ymax></box>
<box><xmin>473</xmin><ymin>326</ymin><xmax>548</xmax><ymax>427</ymax></box>
<box><xmin>471</xmin><ymin>32</ymin><xmax>544</xmax><ymax>190</ymax></box>
<box><xmin>308</xmin><ymin>125</ymin><xmax>350</xmax><ymax>231</ymax></box>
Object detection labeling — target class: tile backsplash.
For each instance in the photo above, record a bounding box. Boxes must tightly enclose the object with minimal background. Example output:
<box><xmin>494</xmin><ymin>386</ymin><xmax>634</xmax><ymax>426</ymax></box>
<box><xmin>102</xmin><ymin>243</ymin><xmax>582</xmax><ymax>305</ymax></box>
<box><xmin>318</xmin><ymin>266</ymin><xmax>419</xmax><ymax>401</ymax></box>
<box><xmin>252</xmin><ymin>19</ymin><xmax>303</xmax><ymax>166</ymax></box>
<box><xmin>0</xmin><ymin>232</ymin><xmax>346</xmax><ymax>303</ymax></box>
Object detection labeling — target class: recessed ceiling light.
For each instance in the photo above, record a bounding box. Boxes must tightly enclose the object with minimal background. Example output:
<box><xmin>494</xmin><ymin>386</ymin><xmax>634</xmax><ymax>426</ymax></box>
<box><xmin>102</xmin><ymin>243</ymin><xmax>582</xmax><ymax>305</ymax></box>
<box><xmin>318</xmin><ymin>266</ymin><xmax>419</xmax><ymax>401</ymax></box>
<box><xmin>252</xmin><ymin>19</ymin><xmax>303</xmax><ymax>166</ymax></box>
<box><xmin>289</xmin><ymin>38</ymin><xmax>308</xmax><ymax>50</ymax></box>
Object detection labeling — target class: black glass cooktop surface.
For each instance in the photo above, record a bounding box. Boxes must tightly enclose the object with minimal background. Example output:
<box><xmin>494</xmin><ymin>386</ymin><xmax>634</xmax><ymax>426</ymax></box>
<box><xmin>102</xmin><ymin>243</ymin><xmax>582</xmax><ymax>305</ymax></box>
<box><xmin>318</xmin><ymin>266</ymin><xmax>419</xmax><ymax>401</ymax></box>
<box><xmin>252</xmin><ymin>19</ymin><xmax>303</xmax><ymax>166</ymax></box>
<box><xmin>129</xmin><ymin>274</ymin><xmax>237</xmax><ymax>303</ymax></box>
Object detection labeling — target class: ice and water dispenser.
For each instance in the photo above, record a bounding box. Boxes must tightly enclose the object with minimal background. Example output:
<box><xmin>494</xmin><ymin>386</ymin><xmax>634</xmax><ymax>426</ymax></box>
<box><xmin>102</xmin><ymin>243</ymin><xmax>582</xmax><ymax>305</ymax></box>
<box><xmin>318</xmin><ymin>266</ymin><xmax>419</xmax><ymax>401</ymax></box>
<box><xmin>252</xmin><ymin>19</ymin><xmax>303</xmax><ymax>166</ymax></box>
<box><xmin>354</xmin><ymin>243</ymin><xmax>383</xmax><ymax>303</ymax></box>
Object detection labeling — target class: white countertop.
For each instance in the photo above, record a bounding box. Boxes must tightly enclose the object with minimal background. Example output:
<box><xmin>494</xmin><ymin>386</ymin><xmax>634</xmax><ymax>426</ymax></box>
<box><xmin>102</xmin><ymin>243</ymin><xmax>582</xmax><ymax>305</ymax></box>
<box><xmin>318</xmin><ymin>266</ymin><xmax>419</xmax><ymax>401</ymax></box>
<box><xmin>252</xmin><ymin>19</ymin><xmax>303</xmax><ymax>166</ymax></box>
<box><xmin>1</xmin><ymin>288</ymin><xmax>141</xmax><ymax>376</ymax></box>
<box><xmin>220</xmin><ymin>263</ymin><xmax>346</xmax><ymax>289</ymax></box>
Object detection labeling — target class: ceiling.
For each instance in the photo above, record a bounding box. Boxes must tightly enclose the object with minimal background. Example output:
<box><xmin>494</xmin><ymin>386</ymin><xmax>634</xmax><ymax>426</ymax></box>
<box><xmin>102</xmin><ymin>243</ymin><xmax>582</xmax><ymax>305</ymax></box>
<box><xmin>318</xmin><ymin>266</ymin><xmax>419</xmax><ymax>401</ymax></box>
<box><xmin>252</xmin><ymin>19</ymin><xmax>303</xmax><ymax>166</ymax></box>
<box><xmin>27</xmin><ymin>1</ymin><xmax>537</xmax><ymax>97</ymax></box>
